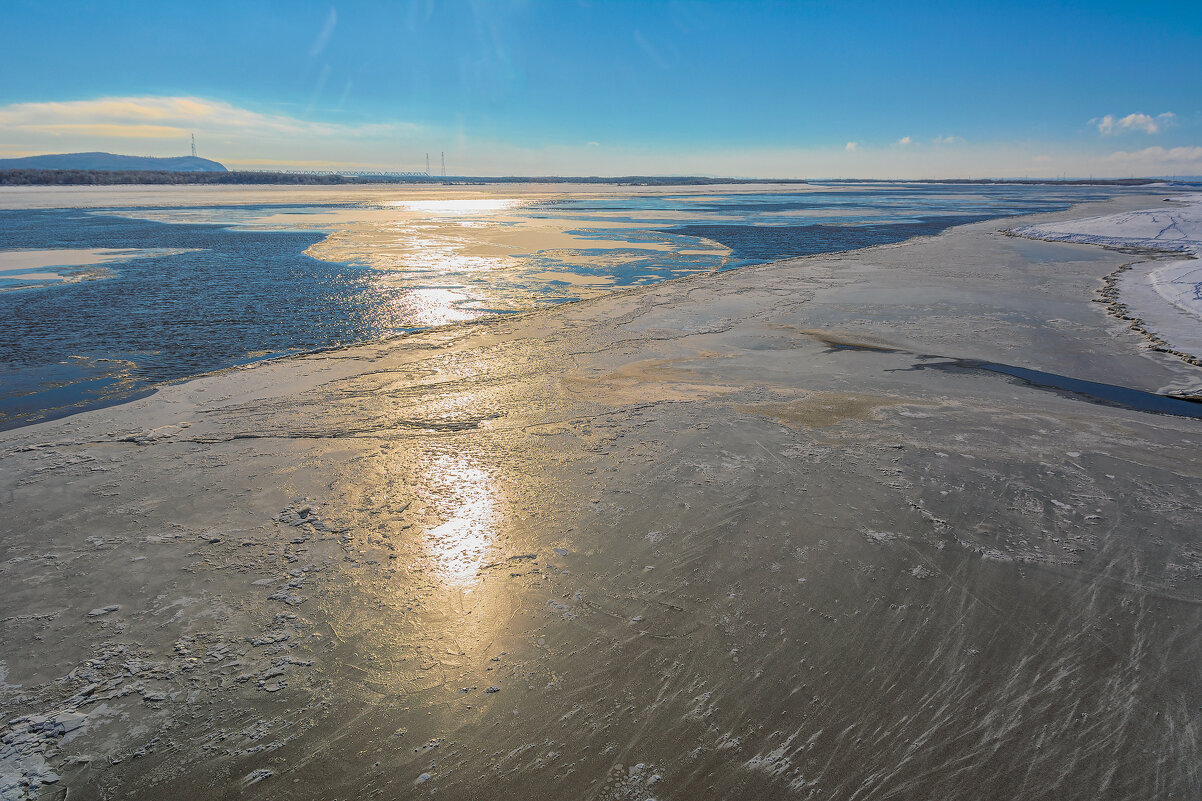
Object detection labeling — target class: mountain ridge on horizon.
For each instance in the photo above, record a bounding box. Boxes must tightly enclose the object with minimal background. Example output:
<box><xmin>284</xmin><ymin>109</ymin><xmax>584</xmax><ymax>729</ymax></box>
<box><xmin>0</xmin><ymin>151</ymin><xmax>227</xmax><ymax>172</ymax></box>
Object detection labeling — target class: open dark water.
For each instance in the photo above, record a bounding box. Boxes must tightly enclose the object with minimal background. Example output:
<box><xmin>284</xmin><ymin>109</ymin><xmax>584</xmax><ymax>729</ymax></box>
<box><xmin>0</xmin><ymin>183</ymin><xmax>1126</xmax><ymax>428</ymax></box>
<box><xmin>0</xmin><ymin>210</ymin><xmax>389</xmax><ymax>427</ymax></box>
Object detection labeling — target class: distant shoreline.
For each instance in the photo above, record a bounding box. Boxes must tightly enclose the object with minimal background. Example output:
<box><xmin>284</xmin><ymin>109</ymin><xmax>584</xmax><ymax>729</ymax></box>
<box><xmin>0</xmin><ymin>168</ymin><xmax>1192</xmax><ymax>188</ymax></box>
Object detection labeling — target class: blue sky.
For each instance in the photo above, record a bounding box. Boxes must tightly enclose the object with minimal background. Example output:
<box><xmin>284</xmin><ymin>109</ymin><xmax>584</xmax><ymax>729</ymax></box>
<box><xmin>2</xmin><ymin>0</ymin><xmax>1200</xmax><ymax>177</ymax></box>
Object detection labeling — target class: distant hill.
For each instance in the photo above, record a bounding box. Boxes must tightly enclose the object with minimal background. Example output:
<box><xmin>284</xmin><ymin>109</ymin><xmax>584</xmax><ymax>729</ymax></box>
<box><xmin>0</xmin><ymin>152</ymin><xmax>227</xmax><ymax>172</ymax></box>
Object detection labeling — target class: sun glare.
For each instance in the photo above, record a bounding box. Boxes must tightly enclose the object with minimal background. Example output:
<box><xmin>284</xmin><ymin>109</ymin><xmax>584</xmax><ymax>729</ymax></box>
<box><xmin>421</xmin><ymin>454</ymin><xmax>500</xmax><ymax>586</ymax></box>
<box><xmin>387</xmin><ymin>199</ymin><xmax>527</xmax><ymax>215</ymax></box>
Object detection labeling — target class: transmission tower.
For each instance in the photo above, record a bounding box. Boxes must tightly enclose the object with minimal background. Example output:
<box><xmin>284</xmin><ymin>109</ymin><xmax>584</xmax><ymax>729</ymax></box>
<box><xmin>191</xmin><ymin>133</ymin><xmax>197</xmax><ymax>158</ymax></box>
<box><xmin>425</xmin><ymin>152</ymin><xmax>430</xmax><ymax>176</ymax></box>
<box><xmin>441</xmin><ymin>151</ymin><xmax>446</xmax><ymax>178</ymax></box>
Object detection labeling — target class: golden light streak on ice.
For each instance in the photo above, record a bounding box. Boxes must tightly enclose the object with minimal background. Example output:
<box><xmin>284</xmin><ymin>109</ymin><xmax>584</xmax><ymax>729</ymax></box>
<box><xmin>420</xmin><ymin>453</ymin><xmax>501</xmax><ymax>586</ymax></box>
<box><xmin>387</xmin><ymin>198</ymin><xmax>527</xmax><ymax>215</ymax></box>
<box><xmin>402</xmin><ymin>287</ymin><xmax>479</xmax><ymax>326</ymax></box>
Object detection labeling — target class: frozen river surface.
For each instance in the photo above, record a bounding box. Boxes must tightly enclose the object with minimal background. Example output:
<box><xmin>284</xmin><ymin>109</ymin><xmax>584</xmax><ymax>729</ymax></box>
<box><xmin>0</xmin><ymin>182</ymin><xmax>1132</xmax><ymax>427</ymax></box>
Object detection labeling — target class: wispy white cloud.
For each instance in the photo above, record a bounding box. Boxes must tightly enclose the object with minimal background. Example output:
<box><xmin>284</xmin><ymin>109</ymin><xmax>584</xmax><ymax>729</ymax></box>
<box><xmin>401</xmin><ymin>140</ymin><xmax>1202</xmax><ymax>179</ymax></box>
<box><xmin>310</xmin><ymin>8</ymin><xmax>338</xmax><ymax>57</ymax></box>
<box><xmin>1095</xmin><ymin>112</ymin><xmax>1175</xmax><ymax>135</ymax></box>
<box><xmin>1104</xmin><ymin>145</ymin><xmax>1202</xmax><ymax>164</ymax></box>
<box><xmin>0</xmin><ymin>96</ymin><xmax>414</xmax><ymax>140</ymax></box>
<box><xmin>2</xmin><ymin>95</ymin><xmax>1196</xmax><ymax>178</ymax></box>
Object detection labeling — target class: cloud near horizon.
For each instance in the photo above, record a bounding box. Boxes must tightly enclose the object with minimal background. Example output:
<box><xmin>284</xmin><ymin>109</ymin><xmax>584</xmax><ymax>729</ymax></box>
<box><xmin>0</xmin><ymin>96</ymin><xmax>420</xmax><ymax>163</ymax></box>
<box><xmin>1103</xmin><ymin>145</ymin><xmax>1202</xmax><ymax>164</ymax></box>
<box><xmin>1095</xmin><ymin>112</ymin><xmax>1175</xmax><ymax>135</ymax></box>
<box><xmin>1</xmin><ymin>96</ymin><xmax>1200</xmax><ymax>178</ymax></box>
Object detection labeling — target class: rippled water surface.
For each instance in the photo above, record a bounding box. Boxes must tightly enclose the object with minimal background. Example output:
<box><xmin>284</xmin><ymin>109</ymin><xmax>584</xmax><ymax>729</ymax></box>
<box><xmin>0</xmin><ymin>182</ymin><xmax>1127</xmax><ymax>427</ymax></box>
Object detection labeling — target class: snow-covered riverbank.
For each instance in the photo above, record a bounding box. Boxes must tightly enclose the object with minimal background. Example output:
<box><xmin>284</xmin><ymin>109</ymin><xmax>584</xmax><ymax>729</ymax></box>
<box><xmin>1014</xmin><ymin>193</ymin><xmax>1202</xmax><ymax>362</ymax></box>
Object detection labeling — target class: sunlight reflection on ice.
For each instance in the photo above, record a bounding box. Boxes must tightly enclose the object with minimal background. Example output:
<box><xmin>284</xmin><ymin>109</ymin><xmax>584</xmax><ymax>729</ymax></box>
<box><xmin>388</xmin><ymin>199</ymin><xmax>527</xmax><ymax>215</ymax></box>
<box><xmin>422</xmin><ymin>454</ymin><xmax>500</xmax><ymax>586</ymax></box>
<box><xmin>382</xmin><ymin>225</ymin><xmax>512</xmax><ymax>275</ymax></box>
<box><xmin>402</xmin><ymin>287</ymin><xmax>479</xmax><ymax>326</ymax></box>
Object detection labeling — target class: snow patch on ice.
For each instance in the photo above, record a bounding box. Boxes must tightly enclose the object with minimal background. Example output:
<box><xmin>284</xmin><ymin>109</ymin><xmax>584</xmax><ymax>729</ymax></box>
<box><xmin>1013</xmin><ymin>194</ymin><xmax>1202</xmax><ymax>254</ymax></box>
<box><xmin>1013</xmin><ymin>193</ymin><xmax>1202</xmax><ymax>361</ymax></box>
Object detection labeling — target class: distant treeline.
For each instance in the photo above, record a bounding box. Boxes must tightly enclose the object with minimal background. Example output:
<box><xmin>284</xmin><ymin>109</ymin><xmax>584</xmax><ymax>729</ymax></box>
<box><xmin>0</xmin><ymin>169</ymin><xmax>359</xmax><ymax>186</ymax></box>
<box><xmin>834</xmin><ymin>177</ymin><xmax>1189</xmax><ymax>186</ymax></box>
<box><xmin>0</xmin><ymin>170</ymin><xmax>816</xmax><ymax>187</ymax></box>
<box><xmin>0</xmin><ymin>169</ymin><xmax>1193</xmax><ymax>188</ymax></box>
